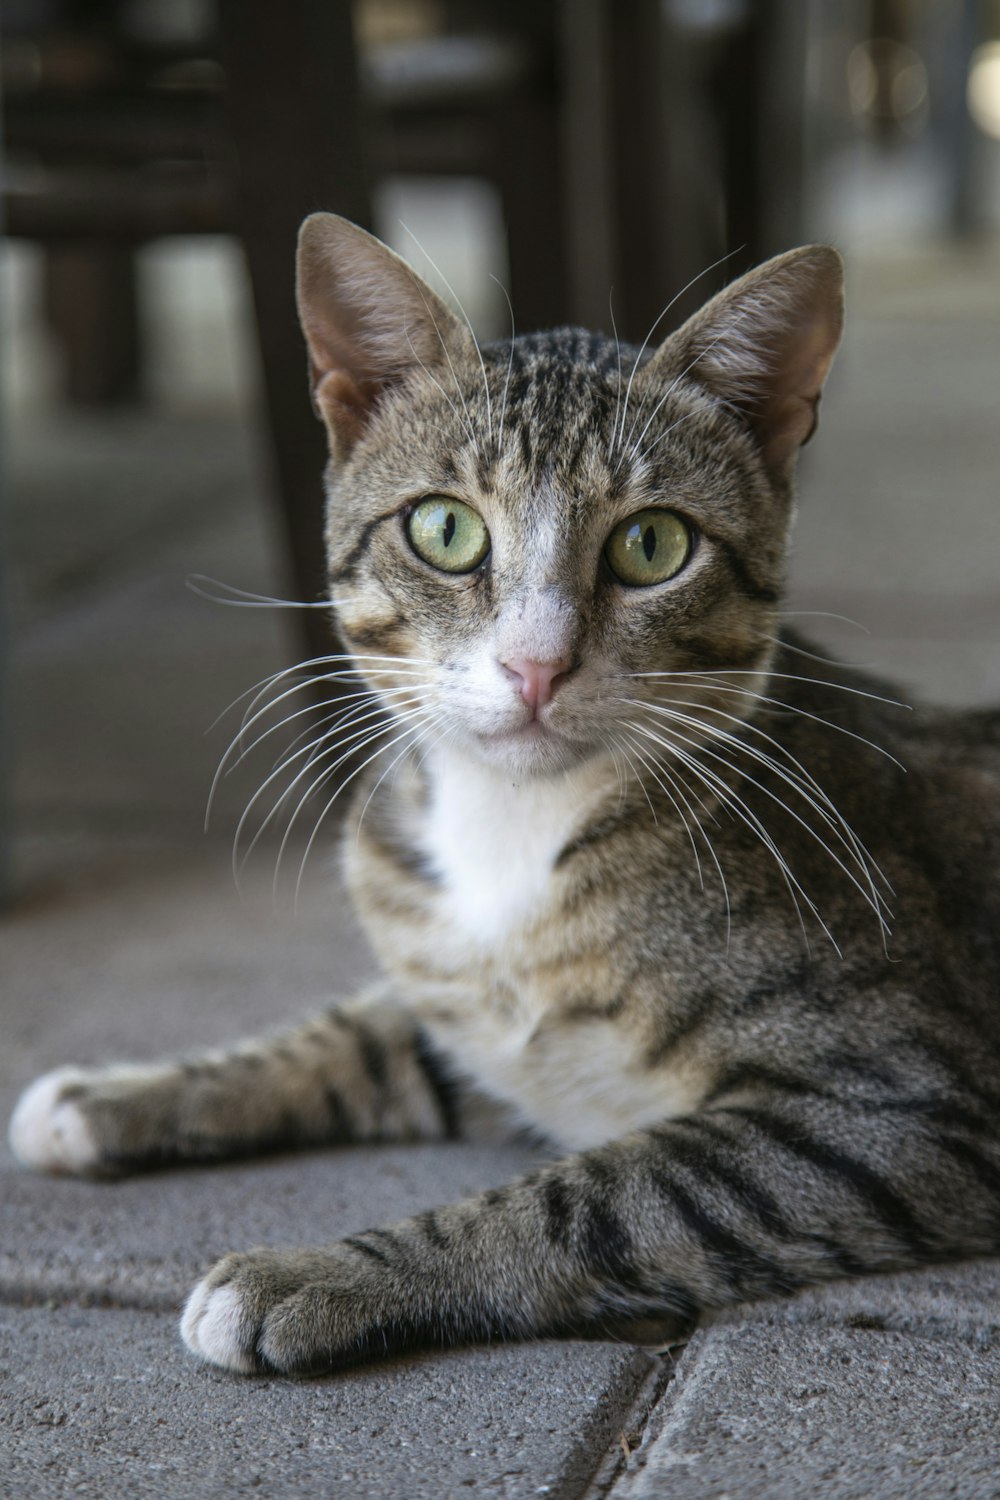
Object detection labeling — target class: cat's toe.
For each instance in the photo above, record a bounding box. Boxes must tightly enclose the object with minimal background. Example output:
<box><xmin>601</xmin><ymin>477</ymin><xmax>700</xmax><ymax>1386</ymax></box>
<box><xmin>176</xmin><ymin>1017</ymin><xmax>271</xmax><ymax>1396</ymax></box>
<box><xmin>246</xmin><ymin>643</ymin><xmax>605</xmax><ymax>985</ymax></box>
<box><xmin>181</xmin><ymin>1277</ymin><xmax>262</xmax><ymax>1375</ymax></box>
<box><xmin>7</xmin><ymin>1068</ymin><xmax>101</xmax><ymax>1174</ymax></box>
<box><xmin>181</xmin><ymin>1249</ymin><xmax>374</xmax><ymax>1376</ymax></box>
<box><xmin>181</xmin><ymin>1251</ymin><xmax>308</xmax><ymax>1375</ymax></box>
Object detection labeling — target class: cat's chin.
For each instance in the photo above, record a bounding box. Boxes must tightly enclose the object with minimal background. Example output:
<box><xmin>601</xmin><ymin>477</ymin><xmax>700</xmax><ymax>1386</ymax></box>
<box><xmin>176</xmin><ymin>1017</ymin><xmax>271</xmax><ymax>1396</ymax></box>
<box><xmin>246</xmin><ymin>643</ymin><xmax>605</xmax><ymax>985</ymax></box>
<box><xmin>467</xmin><ymin>722</ymin><xmax>597</xmax><ymax>779</ymax></box>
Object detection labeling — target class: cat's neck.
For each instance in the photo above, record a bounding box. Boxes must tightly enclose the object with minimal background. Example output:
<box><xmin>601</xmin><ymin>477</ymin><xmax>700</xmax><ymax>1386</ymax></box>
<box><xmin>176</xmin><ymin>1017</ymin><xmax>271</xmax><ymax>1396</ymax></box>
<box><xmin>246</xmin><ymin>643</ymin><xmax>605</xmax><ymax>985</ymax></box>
<box><xmin>417</xmin><ymin>746</ymin><xmax>618</xmax><ymax>944</ymax></box>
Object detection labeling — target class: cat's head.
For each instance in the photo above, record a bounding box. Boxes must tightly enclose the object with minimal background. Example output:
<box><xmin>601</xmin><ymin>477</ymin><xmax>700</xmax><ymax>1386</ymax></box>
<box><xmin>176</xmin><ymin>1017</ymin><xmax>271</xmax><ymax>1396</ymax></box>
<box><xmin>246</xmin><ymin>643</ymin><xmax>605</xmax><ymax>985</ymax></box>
<box><xmin>296</xmin><ymin>216</ymin><xmax>843</xmax><ymax>779</ymax></box>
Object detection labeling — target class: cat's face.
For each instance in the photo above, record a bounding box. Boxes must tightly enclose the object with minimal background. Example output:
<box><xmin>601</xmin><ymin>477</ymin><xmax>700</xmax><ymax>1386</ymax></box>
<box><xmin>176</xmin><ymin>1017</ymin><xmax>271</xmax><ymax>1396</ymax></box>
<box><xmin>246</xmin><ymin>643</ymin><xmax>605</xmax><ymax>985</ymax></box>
<box><xmin>297</xmin><ymin>219</ymin><xmax>843</xmax><ymax>779</ymax></box>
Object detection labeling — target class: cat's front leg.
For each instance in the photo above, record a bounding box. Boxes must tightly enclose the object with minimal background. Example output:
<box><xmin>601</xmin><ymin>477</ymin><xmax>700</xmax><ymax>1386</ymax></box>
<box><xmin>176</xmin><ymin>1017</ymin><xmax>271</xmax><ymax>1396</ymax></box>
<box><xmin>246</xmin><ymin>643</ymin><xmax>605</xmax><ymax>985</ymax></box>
<box><xmin>7</xmin><ymin>990</ymin><xmax>460</xmax><ymax>1176</ymax></box>
<box><xmin>181</xmin><ymin>1097</ymin><xmax>1000</xmax><ymax>1375</ymax></box>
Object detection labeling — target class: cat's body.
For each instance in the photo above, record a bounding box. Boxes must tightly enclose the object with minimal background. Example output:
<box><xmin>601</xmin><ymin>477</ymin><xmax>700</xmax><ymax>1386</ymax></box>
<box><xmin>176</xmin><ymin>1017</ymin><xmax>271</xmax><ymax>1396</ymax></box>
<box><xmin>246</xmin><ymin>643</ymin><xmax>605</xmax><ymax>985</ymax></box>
<box><xmin>9</xmin><ymin>218</ymin><xmax>1000</xmax><ymax>1376</ymax></box>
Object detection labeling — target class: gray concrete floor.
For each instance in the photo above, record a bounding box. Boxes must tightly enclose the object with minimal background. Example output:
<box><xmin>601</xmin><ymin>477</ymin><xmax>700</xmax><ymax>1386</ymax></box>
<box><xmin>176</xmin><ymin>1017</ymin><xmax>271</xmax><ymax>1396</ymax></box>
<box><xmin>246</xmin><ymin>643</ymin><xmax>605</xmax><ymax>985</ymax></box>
<box><xmin>2</xmin><ymin>227</ymin><xmax>999</xmax><ymax>1498</ymax></box>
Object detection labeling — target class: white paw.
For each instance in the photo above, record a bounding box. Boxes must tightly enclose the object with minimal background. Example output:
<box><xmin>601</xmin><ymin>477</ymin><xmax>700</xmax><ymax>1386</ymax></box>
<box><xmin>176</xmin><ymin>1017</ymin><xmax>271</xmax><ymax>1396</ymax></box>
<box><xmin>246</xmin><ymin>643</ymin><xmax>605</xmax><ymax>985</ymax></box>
<box><xmin>7</xmin><ymin>1067</ymin><xmax>101</xmax><ymax>1174</ymax></box>
<box><xmin>181</xmin><ymin>1281</ymin><xmax>258</xmax><ymax>1374</ymax></box>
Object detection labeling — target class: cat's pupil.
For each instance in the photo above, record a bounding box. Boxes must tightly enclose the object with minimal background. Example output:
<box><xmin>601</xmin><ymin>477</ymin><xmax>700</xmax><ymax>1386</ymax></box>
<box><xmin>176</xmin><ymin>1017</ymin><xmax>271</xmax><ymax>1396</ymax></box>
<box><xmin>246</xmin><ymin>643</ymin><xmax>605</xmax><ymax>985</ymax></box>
<box><xmin>443</xmin><ymin>512</ymin><xmax>456</xmax><ymax>548</ymax></box>
<box><xmin>642</xmin><ymin>525</ymin><xmax>656</xmax><ymax>562</ymax></box>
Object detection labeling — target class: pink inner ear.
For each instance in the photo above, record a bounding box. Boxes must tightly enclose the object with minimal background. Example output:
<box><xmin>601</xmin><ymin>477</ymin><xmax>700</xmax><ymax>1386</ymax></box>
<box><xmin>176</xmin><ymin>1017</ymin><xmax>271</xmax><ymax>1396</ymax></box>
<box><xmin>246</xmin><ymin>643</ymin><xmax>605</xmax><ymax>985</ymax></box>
<box><xmin>760</xmin><ymin>393</ymin><xmax>821</xmax><ymax>470</ymax></box>
<box><xmin>758</xmin><ymin>308</ymin><xmax>841</xmax><ymax>469</ymax></box>
<box><xmin>314</xmin><ymin>368</ymin><xmax>376</xmax><ymax>451</ymax></box>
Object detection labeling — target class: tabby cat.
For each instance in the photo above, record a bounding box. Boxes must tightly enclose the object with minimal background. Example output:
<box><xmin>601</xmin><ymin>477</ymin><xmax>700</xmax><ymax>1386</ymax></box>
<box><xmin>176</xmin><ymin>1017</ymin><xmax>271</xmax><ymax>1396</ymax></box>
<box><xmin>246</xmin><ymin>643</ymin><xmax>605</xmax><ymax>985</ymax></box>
<box><xmin>9</xmin><ymin>215</ymin><xmax>1000</xmax><ymax>1377</ymax></box>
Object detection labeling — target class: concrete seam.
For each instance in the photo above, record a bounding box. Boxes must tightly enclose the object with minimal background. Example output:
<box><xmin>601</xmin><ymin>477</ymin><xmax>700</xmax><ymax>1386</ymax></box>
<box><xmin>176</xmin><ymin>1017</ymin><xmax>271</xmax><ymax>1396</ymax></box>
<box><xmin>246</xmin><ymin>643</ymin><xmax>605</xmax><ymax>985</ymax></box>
<box><xmin>575</xmin><ymin>1341</ymin><xmax>688</xmax><ymax>1500</ymax></box>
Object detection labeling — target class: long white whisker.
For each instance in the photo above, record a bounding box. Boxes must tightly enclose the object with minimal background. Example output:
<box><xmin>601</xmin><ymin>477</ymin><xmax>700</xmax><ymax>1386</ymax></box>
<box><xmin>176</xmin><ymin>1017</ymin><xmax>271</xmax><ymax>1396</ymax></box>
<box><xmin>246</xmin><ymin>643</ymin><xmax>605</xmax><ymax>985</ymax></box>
<box><xmin>613</xmin><ymin>246</ymin><xmax>743</xmax><ymax>455</ymax></box>
<box><xmin>234</xmin><ymin>700</ymin><xmax>433</xmax><ymax>880</ymax></box>
<box><xmin>619</xmin><ymin>726</ymin><xmax>732</xmax><ymax>948</ymax></box>
<box><xmin>628</xmin><ymin>667</ymin><xmax>910</xmax><ymax>711</ymax></box>
<box><xmin>214</xmin><ymin>653</ymin><xmax>434</xmax><ymax>737</ymax></box>
<box><xmin>628</xmin><ymin>719</ymin><xmax>837</xmax><ymax>955</ymax></box>
<box><xmin>490</xmin><ymin>274</ymin><xmax>516</xmax><ymax>456</ymax></box>
<box><xmin>400</xmin><ymin>220</ymin><xmax>492</xmax><ymax>447</ymax></box>
<box><xmin>623</xmin><ymin>306</ymin><xmax>754</xmax><ymax>462</ymax></box>
<box><xmin>630</xmin><ymin>717</ymin><xmax>850</xmax><ymax>953</ymax></box>
<box><xmin>187</xmin><ymin>576</ymin><xmax>332</xmax><ymax>609</ymax></box>
<box><xmin>626</xmin><ymin>698</ymin><xmax>892</xmax><ymax>934</ymax></box>
<box><xmin>404</xmin><ymin>323</ymin><xmax>477</xmax><ymax>448</ymax></box>
<box><xmin>218</xmin><ymin>665</ymin><xmax>432</xmax><ymax>793</ymax></box>
<box><xmin>643</xmin><ymin>690</ymin><xmax>895</xmax><ymax>900</ymax></box>
<box><xmin>290</xmin><ymin>708</ymin><xmax>447</xmax><ymax>903</ymax></box>
<box><xmin>608</xmin><ymin>289</ymin><xmax>623</xmax><ymax>463</ymax></box>
<box><xmin>238</xmin><ymin>681</ymin><xmax>428</xmax><ymax>778</ymax></box>
<box><xmin>352</xmin><ymin>711</ymin><xmax>448</xmax><ymax>850</ymax></box>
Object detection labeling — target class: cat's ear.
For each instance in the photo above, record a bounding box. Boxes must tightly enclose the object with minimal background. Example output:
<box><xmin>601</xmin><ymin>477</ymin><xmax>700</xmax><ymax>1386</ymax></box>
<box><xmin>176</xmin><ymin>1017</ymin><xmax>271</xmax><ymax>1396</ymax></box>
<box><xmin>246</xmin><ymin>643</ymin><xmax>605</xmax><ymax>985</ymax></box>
<box><xmin>296</xmin><ymin>214</ymin><xmax>476</xmax><ymax>457</ymax></box>
<box><xmin>653</xmin><ymin>246</ymin><xmax>844</xmax><ymax>476</ymax></box>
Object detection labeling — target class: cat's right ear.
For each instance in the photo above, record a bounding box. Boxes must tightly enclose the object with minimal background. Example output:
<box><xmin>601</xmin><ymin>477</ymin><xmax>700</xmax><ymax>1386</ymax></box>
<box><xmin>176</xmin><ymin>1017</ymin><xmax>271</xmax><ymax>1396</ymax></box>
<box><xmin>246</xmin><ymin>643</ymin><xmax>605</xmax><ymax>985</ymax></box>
<box><xmin>296</xmin><ymin>214</ymin><xmax>476</xmax><ymax>458</ymax></box>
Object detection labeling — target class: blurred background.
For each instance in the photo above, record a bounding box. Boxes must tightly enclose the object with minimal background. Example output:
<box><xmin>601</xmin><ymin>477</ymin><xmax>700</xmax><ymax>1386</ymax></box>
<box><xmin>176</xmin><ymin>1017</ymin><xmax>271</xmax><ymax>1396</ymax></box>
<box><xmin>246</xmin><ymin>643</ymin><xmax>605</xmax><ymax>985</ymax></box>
<box><xmin>1</xmin><ymin>0</ymin><xmax>998</xmax><ymax>931</ymax></box>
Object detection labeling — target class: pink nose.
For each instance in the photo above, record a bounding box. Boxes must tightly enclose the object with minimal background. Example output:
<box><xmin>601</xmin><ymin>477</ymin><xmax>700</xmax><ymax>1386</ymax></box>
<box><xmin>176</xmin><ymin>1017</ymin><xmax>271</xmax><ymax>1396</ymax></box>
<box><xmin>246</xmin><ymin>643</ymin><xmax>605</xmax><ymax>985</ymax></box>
<box><xmin>500</xmin><ymin>655</ymin><xmax>575</xmax><ymax>712</ymax></box>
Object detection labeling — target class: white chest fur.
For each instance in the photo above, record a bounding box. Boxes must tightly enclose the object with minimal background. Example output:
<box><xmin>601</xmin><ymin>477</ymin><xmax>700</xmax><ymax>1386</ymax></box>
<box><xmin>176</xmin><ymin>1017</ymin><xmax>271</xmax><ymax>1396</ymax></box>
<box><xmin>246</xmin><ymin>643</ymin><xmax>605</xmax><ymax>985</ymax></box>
<box><xmin>418</xmin><ymin>749</ymin><xmax>612</xmax><ymax>947</ymax></box>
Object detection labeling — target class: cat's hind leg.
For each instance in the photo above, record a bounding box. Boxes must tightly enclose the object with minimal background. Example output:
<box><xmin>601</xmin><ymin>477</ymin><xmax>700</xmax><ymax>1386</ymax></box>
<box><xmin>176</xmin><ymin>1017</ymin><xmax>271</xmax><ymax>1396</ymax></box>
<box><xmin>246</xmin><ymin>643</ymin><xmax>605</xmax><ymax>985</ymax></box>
<box><xmin>7</xmin><ymin>990</ymin><xmax>461</xmax><ymax>1176</ymax></box>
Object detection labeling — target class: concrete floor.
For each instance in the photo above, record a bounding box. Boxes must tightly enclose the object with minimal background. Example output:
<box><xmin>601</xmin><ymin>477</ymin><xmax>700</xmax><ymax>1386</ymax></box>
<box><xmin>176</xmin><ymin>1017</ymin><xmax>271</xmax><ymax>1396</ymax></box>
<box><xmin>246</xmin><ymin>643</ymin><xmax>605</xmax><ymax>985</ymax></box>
<box><xmin>2</xmin><ymin>225</ymin><xmax>999</xmax><ymax>1498</ymax></box>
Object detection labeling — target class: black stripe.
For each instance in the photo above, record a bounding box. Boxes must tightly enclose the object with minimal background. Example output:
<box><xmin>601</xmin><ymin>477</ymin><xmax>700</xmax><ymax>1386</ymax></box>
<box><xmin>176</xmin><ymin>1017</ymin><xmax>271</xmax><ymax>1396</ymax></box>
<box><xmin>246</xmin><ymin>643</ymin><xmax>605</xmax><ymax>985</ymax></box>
<box><xmin>541</xmin><ymin>1176</ymin><xmax>575</xmax><ymax>1253</ymax></box>
<box><xmin>654</xmin><ymin>1122</ymin><xmax>795</xmax><ymax>1239</ymax></box>
<box><xmin>656</xmin><ymin>1280</ymin><xmax>700</xmax><ymax>1321</ymax></box>
<box><xmin>644</xmin><ymin>1000</ymin><xmax>717</xmax><ymax>1069</ymax></box>
<box><xmin>329</xmin><ymin>505</ymin><xmax>401</xmax><ymax>584</ymax></box>
<box><xmin>733</xmin><ymin>1107</ymin><xmax>930</xmax><ymax>1255</ymax></box>
<box><xmin>555</xmin><ymin>812</ymin><xmax>626</xmax><ymax>868</ymax></box>
<box><xmin>413</xmin><ymin>1027</ymin><xmax>463</xmax><ymax>1139</ymax></box>
<box><xmin>704</xmin><ymin>1061</ymin><xmax>816</xmax><ymax>1107</ymax></box>
<box><xmin>677</xmin><ymin>1117</ymin><xmax>873</xmax><ymax>1277</ymax></box>
<box><xmin>352</xmin><ymin>1020</ymin><xmax>389</xmax><ymax>1091</ymax></box>
<box><xmin>938</xmin><ymin>1134</ymin><xmax>1000</xmax><ymax>1206</ymax></box>
<box><xmin>343</xmin><ymin>1236</ymin><xmax>390</xmax><ymax>1265</ymax></box>
<box><xmin>346</xmin><ymin>618</ymin><xmax>406</xmax><ymax>652</ymax></box>
<box><xmin>415</xmin><ymin>1209</ymin><xmax>450</xmax><ymax>1251</ymax></box>
<box><xmin>669</xmin><ymin>1176</ymin><xmax>795</xmax><ymax>1295</ymax></box>
<box><xmin>324</xmin><ymin>1086</ymin><xmax>352</xmax><ymax>1141</ymax></box>
<box><xmin>708</xmin><ymin>1055</ymin><xmax>991</xmax><ymax>1140</ymax></box>
<box><xmin>701</xmin><ymin>531</ymin><xmax>780</xmax><ymax>604</ymax></box>
<box><xmin>579</xmin><ymin>1156</ymin><xmax>635</xmax><ymax>1277</ymax></box>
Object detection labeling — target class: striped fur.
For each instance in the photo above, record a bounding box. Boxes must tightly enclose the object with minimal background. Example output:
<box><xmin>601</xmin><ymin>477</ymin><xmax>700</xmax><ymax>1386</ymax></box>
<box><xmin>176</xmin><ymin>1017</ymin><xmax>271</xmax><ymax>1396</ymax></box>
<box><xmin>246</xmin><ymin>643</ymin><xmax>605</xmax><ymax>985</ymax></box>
<box><xmin>10</xmin><ymin>219</ymin><xmax>1000</xmax><ymax>1376</ymax></box>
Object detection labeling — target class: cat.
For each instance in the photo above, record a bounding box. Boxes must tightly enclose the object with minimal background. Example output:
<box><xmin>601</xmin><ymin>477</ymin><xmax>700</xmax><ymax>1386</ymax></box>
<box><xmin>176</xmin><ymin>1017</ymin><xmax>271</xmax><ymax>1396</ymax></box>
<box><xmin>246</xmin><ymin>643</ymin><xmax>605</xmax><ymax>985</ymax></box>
<box><xmin>8</xmin><ymin>214</ymin><xmax>1000</xmax><ymax>1378</ymax></box>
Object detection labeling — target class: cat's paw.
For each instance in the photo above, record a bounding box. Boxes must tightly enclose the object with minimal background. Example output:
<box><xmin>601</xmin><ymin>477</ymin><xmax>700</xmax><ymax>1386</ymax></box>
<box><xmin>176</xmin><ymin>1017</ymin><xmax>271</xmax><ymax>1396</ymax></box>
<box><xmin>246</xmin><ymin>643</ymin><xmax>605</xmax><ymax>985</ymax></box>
<box><xmin>181</xmin><ymin>1247</ymin><xmax>382</xmax><ymax>1376</ymax></box>
<box><xmin>7</xmin><ymin>1068</ymin><xmax>101</xmax><ymax>1174</ymax></box>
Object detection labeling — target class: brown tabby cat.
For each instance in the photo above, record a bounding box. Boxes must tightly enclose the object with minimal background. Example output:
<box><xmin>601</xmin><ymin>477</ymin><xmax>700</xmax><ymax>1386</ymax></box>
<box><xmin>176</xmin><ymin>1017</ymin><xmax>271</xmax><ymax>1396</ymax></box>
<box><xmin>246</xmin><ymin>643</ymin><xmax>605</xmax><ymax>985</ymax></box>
<box><xmin>9</xmin><ymin>216</ymin><xmax>1000</xmax><ymax>1377</ymax></box>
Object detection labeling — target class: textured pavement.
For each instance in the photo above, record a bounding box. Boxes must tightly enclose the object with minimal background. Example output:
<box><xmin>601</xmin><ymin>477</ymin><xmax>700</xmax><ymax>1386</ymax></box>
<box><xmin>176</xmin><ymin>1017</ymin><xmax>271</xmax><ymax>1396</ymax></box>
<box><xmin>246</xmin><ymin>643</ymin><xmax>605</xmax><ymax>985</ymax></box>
<box><xmin>3</xmin><ymin>239</ymin><xmax>1000</xmax><ymax>1496</ymax></box>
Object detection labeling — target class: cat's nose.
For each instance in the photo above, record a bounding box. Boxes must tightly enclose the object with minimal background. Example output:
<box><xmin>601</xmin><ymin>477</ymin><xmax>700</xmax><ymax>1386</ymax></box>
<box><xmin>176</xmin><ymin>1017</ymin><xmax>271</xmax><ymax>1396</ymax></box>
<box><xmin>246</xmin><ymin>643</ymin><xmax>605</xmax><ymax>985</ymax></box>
<box><xmin>500</xmin><ymin>655</ymin><xmax>576</xmax><ymax>711</ymax></box>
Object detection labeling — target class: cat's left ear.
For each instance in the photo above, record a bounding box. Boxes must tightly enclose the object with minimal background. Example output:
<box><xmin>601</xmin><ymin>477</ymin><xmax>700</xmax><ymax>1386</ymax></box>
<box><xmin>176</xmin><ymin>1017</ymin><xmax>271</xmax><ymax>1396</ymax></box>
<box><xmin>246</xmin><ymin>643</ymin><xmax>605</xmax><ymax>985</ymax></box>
<box><xmin>296</xmin><ymin>213</ymin><xmax>478</xmax><ymax>458</ymax></box>
<box><xmin>651</xmin><ymin>246</ymin><xmax>844</xmax><ymax>477</ymax></box>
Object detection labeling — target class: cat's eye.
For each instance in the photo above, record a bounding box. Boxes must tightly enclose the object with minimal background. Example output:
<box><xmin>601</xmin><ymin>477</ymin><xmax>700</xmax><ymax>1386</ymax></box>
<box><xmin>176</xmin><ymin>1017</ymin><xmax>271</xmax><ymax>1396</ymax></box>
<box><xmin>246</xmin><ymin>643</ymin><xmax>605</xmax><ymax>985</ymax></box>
<box><xmin>604</xmin><ymin>509</ymin><xmax>691</xmax><ymax>587</ymax></box>
<box><xmin>406</xmin><ymin>497</ymin><xmax>490</xmax><ymax>574</ymax></box>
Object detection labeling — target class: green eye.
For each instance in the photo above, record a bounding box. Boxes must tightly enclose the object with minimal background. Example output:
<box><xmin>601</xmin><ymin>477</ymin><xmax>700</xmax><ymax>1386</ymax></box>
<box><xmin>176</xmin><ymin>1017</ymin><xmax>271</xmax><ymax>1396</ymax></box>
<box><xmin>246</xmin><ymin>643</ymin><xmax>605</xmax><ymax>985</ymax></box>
<box><xmin>407</xmin><ymin>497</ymin><xmax>490</xmax><ymax>574</ymax></box>
<box><xmin>605</xmin><ymin>509</ymin><xmax>691</xmax><ymax>586</ymax></box>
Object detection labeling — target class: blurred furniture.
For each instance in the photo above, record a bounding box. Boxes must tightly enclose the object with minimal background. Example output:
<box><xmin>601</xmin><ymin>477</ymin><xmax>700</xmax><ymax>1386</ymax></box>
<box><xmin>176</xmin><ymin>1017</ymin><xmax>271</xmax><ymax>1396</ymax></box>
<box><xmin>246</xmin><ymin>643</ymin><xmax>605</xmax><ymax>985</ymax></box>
<box><xmin>1</xmin><ymin>0</ymin><xmax>805</xmax><ymax>663</ymax></box>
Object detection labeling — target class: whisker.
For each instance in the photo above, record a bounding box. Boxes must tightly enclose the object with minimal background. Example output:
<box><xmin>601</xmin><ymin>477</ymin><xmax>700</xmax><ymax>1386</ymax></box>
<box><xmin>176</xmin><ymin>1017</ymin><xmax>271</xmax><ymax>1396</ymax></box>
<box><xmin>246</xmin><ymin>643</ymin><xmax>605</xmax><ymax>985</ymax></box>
<box><xmin>490</xmin><ymin>274</ymin><xmax>516</xmax><ymax>456</ymax></box>
<box><xmin>404</xmin><ymin>323</ymin><xmax>477</xmax><ymax>449</ymax></box>
<box><xmin>642</xmin><ymin>691</ymin><xmax>895</xmax><ymax>901</ymax></box>
<box><xmin>186</xmin><ymin>576</ymin><xmax>332</xmax><ymax>609</ymax></box>
<box><xmin>612</xmin><ymin>246</ymin><xmax>743</xmax><ymax>456</ymax></box>
<box><xmin>608</xmin><ymin>289</ymin><xmax>623</xmax><ymax>463</ymax></box>
<box><xmin>400</xmin><ymin>220</ymin><xmax>492</xmax><ymax>447</ymax></box>
<box><xmin>628</xmin><ymin>714</ymin><xmax>866</xmax><ymax>952</ymax></box>
<box><xmin>618</xmin><ymin>726</ymin><xmax>733</xmax><ymax>948</ymax></box>
<box><xmin>352</xmin><ymin>711</ymin><xmax>448</xmax><ymax>850</ymax></box>
<box><xmin>234</xmin><ymin>699</ymin><xmax>432</xmax><ymax>881</ymax></box>
<box><xmin>290</xmin><ymin>708</ymin><xmax>447</xmax><ymax>903</ymax></box>
<box><xmin>218</xmin><ymin>665</ymin><xmax>431</xmax><ymax>790</ymax></box>
<box><xmin>628</xmin><ymin>667</ymin><xmax>910</xmax><ymax>711</ymax></box>
<box><xmin>626</xmin><ymin>698</ymin><xmax>892</xmax><ymax>934</ymax></box>
<box><xmin>622</xmin><ymin>305</ymin><xmax>754</xmax><ymax>463</ymax></box>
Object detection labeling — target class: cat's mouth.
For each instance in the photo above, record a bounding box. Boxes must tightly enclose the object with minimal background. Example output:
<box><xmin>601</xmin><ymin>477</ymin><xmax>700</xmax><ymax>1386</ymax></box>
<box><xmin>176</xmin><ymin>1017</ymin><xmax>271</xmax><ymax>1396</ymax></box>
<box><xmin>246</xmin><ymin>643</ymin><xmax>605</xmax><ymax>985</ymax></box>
<box><xmin>471</xmin><ymin>713</ymin><xmax>597</xmax><ymax>776</ymax></box>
